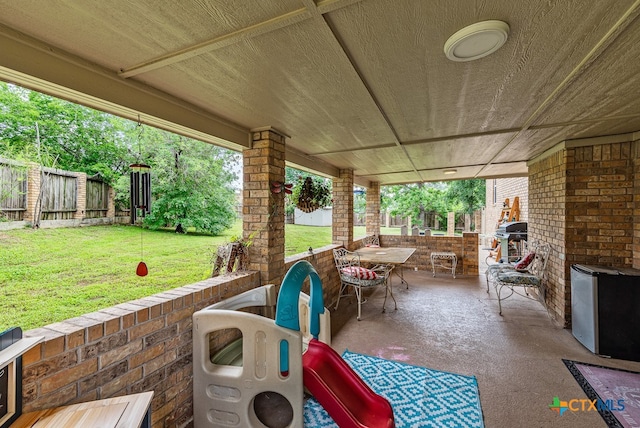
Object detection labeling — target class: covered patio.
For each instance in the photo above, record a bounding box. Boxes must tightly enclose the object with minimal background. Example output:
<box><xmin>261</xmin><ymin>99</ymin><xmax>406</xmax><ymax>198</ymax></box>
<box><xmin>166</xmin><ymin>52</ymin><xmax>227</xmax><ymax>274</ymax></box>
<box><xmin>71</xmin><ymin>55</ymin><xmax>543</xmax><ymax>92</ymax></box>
<box><xmin>331</xmin><ymin>268</ymin><xmax>640</xmax><ymax>428</ymax></box>
<box><xmin>2</xmin><ymin>1</ymin><xmax>640</xmax><ymax>427</ymax></box>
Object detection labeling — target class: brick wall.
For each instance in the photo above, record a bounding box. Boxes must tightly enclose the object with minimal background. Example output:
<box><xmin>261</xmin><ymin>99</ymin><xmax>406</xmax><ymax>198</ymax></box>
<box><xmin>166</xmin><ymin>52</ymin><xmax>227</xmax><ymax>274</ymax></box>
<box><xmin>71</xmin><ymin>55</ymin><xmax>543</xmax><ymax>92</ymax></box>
<box><xmin>243</xmin><ymin>129</ymin><xmax>286</xmax><ymax>284</ymax></box>
<box><xmin>528</xmin><ymin>139</ymin><xmax>638</xmax><ymax>327</ymax></box>
<box><xmin>529</xmin><ymin>150</ymin><xmax>567</xmax><ymax>325</ymax></box>
<box><xmin>22</xmin><ymin>272</ymin><xmax>261</xmax><ymax>427</ymax></box>
<box><xmin>634</xmin><ymin>140</ymin><xmax>640</xmax><ymax>269</ymax></box>
<box><xmin>332</xmin><ymin>169</ymin><xmax>354</xmax><ymax>249</ymax></box>
<box><xmin>19</xmin><ymin>245</ymin><xmax>348</xmax><ymax>428</ymax></box>
<box><xmin>285</xmin><ymin>244</ymin><xmax>343</xmax><ymax>332</ymax></box>
<box><xmin>378</xmin><ymin>233</ymin><xmax>479</xmax><ymax>276</ymax></box>
<box><xmin>566</xmin><ymin>142</ymin><xmax>635</xmax><ymax>267</ymax></box>
<box><xmin>74</xmin><ymin>172</ymin><xmax>87</xmax><ymax>220</ymax></box>
<box><xmin>365</xmin><ymin>181</ymin><xmax>381</xmax><ymax>236</ymax></box>
<box><xmin>484</xmin><ymin>177</ymin><xmax>529</xmax><ymax>235</ymax></box>
<box><xmin>24</xmin><ymin>163</ymin><xmax>40</xmax><ymax>223</ymax></box>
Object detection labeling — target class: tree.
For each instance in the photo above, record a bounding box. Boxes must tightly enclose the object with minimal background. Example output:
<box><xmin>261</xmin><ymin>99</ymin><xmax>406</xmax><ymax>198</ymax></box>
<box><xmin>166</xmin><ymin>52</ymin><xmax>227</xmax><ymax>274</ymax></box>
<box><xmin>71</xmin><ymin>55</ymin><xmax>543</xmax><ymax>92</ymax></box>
<box><xmin>381</xmin><ymin>180</ymin><xmax>485</xmax><ymax>229</ymax></box>
<box><xmin>1</xmin><ymin>83</ymin><xmax>240</xmax><ymax>234</ymax></box>
<box><xmin>445</xmin><ymin>179</ymin><xmax>486</xmax><ymax>214</ymax></box>
<box><xmin>134</xmin><ymin>125</ymin><xmax>239</xmax><ymax>234</ymax></box>
<box><xmin>0</xmin><ymin>82</ymin><xmax>131</xmax><ymax>183</ymax></box>
<box><xmin>382</xmin><ymin>183</ymin><xmax>449</xmax><ymax>227</ymax></box>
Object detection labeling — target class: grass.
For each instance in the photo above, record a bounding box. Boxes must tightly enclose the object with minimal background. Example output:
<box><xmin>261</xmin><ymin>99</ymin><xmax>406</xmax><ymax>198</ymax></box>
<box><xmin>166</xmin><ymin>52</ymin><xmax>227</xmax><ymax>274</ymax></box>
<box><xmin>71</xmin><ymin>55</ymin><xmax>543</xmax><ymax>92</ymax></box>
<box><xmin>0</xmin><ymin>221</ymin><xmax>405</xmax><ymax>330</ymax></box>
<box><xmin>285</xmin><ymin>224</ymin><xmax>401</xmax><ymax>255</ymax></box>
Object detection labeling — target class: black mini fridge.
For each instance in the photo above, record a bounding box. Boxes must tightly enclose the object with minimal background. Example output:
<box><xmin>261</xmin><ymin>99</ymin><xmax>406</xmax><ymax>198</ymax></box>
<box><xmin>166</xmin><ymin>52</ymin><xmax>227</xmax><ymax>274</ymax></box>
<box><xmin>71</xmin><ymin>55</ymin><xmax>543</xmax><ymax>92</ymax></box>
<box><xmin>570</xmin><ymin>264</ymin><xmax>640</xmax><ymax>362</ymax></box>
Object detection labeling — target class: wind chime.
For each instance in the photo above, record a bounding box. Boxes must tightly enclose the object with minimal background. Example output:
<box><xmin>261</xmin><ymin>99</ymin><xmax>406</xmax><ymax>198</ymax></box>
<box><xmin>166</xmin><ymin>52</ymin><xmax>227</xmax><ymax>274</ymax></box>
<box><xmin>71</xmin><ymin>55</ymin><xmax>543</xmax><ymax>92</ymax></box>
<box><xmin>130</xmin><ymin>123</ymin><xmax>151</xmax><ymax>276</ymax></box>
<box><xmin>130</xmin><ymin>162</ymin><xmax>151</xmax><ymax>276</ymax></box>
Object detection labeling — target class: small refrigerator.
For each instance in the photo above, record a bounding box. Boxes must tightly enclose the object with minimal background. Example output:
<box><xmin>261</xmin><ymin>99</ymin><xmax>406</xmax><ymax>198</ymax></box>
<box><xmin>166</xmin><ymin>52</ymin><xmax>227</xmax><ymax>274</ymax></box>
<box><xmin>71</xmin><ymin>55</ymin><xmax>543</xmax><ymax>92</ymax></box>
<box><xmin>570</xmin><ymin>264</ymin><xmax>640</xmax><ymax>362</ymax></box>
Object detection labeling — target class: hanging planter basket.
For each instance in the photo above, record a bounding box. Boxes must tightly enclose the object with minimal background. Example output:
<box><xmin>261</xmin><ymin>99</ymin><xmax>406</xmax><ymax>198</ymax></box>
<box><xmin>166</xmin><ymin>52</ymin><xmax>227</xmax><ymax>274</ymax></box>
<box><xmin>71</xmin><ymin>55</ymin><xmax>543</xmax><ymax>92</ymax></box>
<box><xmin>297</xmin><ymin>199</ymin><xmax>320</xmax><ymax>213</ymax></box>
<box><xmin>296</xmin><ymin>176</ymin><xmax>331</xmax><ymax>213</ymax></box>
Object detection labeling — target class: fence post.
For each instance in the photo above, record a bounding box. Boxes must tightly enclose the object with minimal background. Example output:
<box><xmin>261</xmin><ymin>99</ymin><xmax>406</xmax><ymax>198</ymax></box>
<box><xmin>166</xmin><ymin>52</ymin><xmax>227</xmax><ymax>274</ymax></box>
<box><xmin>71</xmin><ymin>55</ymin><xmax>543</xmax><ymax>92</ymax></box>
<box><xmin>107</xmin><ymin>186</ymin><xmax>116</xmax><ymax>219</ymax></box>
<box><xmin>447</xmin><ymin>212</ymin><xmax>455</xmax><ymax>236</ymax></box>
<box><xmin>75</xmin><ymin>172</ymin><xmax>87</xmax><ymax>221</ymax></box>
<box><xmin>24</xmin><ymin>162</ymin><xmax>41</xmax><ymax>224</ymax></box>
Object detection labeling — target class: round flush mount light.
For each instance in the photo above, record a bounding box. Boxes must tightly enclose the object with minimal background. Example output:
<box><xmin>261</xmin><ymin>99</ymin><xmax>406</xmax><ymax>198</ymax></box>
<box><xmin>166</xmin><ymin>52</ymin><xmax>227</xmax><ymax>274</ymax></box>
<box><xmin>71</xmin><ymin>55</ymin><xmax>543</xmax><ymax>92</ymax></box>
<box><xmin>444</xmin><ymin>20</ymin><xmax>510</xmax><ymax>62</ymax></box>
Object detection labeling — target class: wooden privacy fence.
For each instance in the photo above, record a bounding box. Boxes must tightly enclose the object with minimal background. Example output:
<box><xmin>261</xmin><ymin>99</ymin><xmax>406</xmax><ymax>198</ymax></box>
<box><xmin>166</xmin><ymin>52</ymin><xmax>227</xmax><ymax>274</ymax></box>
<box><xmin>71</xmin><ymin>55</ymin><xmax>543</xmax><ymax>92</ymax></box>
<box><xmin>0</xmin><ymin>157</ymin><xmax>123</xmax><ymax>228</ymax></box>
<box><xmin>0</xmin><ymin>158</ymin><xmax>27</xmax><ymax>221</ymax></box>
<box><xmin>40</xmin><ymin>168</ymin><xmax>78</xmax><ymax>220</ymax></box>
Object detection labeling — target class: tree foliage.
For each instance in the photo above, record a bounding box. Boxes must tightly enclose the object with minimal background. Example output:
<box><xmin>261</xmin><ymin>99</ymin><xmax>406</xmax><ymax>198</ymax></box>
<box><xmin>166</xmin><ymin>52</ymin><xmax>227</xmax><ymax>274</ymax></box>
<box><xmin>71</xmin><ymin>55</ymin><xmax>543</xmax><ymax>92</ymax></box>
<box><xmin>1</xmin><ymin>83</ymin><xmax>240</xmax><ymax>235</ymax></box>
<box><xmin>0</xmin><ymin>82</ymin><xmax>130</xmax><ymax>183</ymax></box>
<box><xmin>115</xmin><ymin>124</ymin><xmax>239</xmax><ymax>234</ymax></box>
<box><xmin>445</xmin><ymin>179</ymin><xmax>486</xmax><ymax>214</ymax></box>
<box><xmin>382</xmin><ymin>180</ymin><xmax>485</xmax><ymax>228</ymax></box>
<box><xmin>382</xmin><ymin>183</ymin><xmax>449</xmax><ymax>226</ymax></box>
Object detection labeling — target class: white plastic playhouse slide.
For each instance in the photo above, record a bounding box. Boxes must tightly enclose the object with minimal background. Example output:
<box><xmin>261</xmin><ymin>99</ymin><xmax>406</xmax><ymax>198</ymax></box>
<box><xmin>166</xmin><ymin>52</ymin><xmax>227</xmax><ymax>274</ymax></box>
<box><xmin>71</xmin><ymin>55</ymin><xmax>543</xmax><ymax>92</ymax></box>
<box><xmin>192</xmin><ymin>260</ymin><xmax>394</xmax><ymax>428</ymax></box>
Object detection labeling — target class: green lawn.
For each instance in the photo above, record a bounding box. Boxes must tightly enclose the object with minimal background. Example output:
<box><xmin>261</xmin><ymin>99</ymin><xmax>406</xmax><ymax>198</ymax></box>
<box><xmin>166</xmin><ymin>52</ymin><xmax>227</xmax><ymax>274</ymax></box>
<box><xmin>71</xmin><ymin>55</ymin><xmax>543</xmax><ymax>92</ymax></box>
<box><xmin>286</xmin><ymin>224</ymin><xmax>401</xmax><ymax>255</ymax></box>
<box><xmin>0</xmin><ymin>222</ymin><xmax>403</xmax><ymax>330</ymax></box>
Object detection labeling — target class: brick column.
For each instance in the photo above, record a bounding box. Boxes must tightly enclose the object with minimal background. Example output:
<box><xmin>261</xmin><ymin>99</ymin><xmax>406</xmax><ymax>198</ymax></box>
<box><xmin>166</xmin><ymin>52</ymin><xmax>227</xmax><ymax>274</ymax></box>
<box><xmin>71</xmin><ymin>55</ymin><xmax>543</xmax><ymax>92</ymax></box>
<box><xmin>243</xmin><ymin>129</ymin><xmax>286</xmax><ymax>285</ymax></box>
<box><xmin>462</xmin><ymin>232</ymin><xmax>479</xmax><ymax>275</ymax></box>
<box><xmin>473</xmin><ymin>210</ymin><xmax>482</xmax><ymax>233</ymax></box>
<box><xmin>24</xmin><ymin>162</ymin><xmax>41</xmax><ymax>224</ymax></box>
<box><xmin>633</xmin><ymin>139</ymin><xmax>640</xmax><ymax>269</ymax></box>
<box><xmin>365</xmin><ymin>181</ymin><xmax>381</xmax><ymax>236</ymax></box>
<box><xmin>75</xmin><ymin>172</ymin><xmax>87</xmax><ymax>220</ymax></box>
<box><xmin>107</xmin><ymin>186</ymin><xmax>116</xmax><ymax>219</ymax></box>
<box><xmin>447</xmin><ymin>212</ymin><xmax>455</xmax><ymax>236</ymax></box>
<box><xmin>332</xmin><ymin>169</ymin><xmax>354</xmax><ymax>248</ymax></box>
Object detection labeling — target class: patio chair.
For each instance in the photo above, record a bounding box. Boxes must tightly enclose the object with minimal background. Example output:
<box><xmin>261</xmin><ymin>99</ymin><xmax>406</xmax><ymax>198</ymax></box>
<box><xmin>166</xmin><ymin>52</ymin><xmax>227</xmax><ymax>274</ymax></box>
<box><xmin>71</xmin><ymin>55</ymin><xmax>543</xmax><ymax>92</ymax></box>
<box><xmin>484</xmin><ymin>241</ymin><xmax>536</xmax><ymax>293</ymax></box>
<box><xmin>490</xmin><ymin>241</ymin><xmax>551</xmax><ymax>315</ymax></box>
<box><xmin>333</xmin><ymin>248</ymin><xmax>395</xmax><ymax>320</ymax></box>
<box><xmin>361</xmin><ymin>234</ymin><xmax>380</xmax><ymax>247</ymax></box>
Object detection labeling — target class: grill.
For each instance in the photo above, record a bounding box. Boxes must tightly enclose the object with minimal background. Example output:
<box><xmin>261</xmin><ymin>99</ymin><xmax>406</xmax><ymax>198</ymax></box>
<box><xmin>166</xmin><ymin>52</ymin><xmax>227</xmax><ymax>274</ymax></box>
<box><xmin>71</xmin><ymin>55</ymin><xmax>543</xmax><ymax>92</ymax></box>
<box><xmin>495</xmin><ymin>222</ymin><xmax>527</xmax><ymax>263</ymax></box>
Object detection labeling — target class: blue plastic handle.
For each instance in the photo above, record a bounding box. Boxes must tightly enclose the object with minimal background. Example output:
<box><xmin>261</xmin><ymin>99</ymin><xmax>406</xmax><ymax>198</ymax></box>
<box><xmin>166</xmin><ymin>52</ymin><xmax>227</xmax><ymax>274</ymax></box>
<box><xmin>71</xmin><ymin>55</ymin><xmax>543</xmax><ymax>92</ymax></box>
<box><xmin>275</xmin><ymin>260</ymin><xmax>325</xmax><ymax>339</ymax></box>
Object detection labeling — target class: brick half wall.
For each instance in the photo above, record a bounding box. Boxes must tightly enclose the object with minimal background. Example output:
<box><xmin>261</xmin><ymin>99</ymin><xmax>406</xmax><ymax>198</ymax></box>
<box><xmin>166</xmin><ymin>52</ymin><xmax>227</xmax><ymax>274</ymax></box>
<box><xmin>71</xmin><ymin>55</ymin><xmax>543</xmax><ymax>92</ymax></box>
<box><xmin>19</xmin><ymin>246</ymin><xmax>347</xmax><ymax>428</ymax></box>
<box><xmin>378</xmin><ymin>233</ymin><xmax>479</xmax><ymax>276</ymax></box>
<box><xmin>22</xmin><ymin>272</ymin><xmax>261</xmax><ymax>427</ymax></box>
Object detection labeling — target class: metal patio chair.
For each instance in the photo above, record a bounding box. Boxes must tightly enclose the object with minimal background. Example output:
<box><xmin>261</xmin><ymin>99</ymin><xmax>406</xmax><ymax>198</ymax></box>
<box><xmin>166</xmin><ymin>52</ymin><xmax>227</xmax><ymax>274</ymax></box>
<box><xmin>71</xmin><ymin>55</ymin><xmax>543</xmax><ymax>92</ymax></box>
<box><xmin>333</xmin><ymin>248</ymin><xmax>395</xmax><ymax>320</ymax></box>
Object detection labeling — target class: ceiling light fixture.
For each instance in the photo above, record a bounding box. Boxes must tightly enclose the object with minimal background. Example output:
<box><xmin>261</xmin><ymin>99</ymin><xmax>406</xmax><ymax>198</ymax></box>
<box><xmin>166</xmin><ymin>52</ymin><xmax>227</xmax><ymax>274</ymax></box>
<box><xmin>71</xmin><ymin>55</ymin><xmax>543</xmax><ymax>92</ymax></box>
<box><xmin>444</xmin><ymin>20</ymin><xmax>509</xmax><ymax>62</ymax></box>
<box><xmin>443</xmin><ymin>169</ymin><xmax>457</xmax><ymax>175</ymax></box>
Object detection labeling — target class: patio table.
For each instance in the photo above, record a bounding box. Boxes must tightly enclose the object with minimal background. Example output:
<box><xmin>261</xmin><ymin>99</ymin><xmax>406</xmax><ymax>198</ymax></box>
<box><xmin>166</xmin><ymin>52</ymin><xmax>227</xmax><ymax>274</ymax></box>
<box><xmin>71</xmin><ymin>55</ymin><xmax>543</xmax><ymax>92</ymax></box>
<box><xmin>355</xmin><ymin>246</ymin><xmax>416</xmax><ymax>288</ymax></box>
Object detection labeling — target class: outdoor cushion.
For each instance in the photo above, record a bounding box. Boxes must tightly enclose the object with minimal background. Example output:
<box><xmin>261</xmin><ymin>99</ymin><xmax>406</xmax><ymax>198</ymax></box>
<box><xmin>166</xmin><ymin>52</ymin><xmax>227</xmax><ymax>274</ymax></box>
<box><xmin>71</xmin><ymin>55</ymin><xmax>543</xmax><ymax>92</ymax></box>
<box><xmin>497</xmin><ymin>270</ymin><xmax>541</xmax><ymax>286</ymax></box>
<box><xmin>365</xmin><ymin>244</ymin><xmax>381</xmax><ymax>248</ymax></box>
<box><xmin>341</xmin><ymin>266</ymin><xmax>380</xmax><ymax>280</ymax></box>
<box><xmin>515</xmin><ymin>251</ymin><xmax>535</xmax><ymax>270</ymax></box>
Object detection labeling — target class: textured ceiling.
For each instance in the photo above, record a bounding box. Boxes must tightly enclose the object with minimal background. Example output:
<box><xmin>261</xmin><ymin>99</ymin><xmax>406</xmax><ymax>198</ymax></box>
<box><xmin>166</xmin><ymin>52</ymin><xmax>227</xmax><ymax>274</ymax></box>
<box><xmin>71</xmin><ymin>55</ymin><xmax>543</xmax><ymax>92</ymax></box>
<box><xmin>1</xmin><ymin>0</ymin><xmax>639</xmax><ymax>186</ymax></box>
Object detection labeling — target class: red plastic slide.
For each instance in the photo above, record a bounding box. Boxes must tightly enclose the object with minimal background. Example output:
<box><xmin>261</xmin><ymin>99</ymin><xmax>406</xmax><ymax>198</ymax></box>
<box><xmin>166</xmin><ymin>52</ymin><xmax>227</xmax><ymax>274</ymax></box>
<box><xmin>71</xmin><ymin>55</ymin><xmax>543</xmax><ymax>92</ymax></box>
<box><xmin>303</xmin><ymin>339</ymin><xmax>395</xmax><ymax>428</ymax></box>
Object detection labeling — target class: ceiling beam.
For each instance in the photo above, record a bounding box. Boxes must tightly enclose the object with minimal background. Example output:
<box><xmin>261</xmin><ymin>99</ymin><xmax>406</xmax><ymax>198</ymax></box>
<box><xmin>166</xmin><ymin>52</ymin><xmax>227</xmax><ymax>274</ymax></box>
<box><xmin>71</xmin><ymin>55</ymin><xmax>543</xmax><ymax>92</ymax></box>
<box><xmin>119</xmin><ymin>0</ymin><xmax>365</xmax><ymax>79</ymax></box>
<box><xmin>0</xmin><ymin>24</ymin><xmax>250</xmax><ymax>151</ymax></box>
<box><xmin>321</xmin><ymin>13</ymin><xmax>424</xmax><ymax>183</ymax></box>
<box><xmin>119</xmin><ymin>8</ymin><xmax>312</xmax><ymax>78</ymax></box>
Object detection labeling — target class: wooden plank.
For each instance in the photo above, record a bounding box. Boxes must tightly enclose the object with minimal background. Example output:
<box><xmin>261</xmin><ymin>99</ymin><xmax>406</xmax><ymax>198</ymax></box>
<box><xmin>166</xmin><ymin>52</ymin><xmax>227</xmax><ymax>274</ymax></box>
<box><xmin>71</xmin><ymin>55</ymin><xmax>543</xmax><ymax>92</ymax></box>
<box><xmin>0</xmin><ymin>337</ymin><xmax>44</xmax><ymax>368</ymax></box>
<box><xmin>30</xmin><ymin>403</ymin><xmax>127</xmax><ymax>428</ymax></box>
<box><xmin>11</xmin><ymin>391</ymin><xmax>153</xmax><ymax>428</ymax></box>
<box><xmin>0</xmin><ymin>164</ymin><xmax>27</xmax><ymax>211</ymax></box>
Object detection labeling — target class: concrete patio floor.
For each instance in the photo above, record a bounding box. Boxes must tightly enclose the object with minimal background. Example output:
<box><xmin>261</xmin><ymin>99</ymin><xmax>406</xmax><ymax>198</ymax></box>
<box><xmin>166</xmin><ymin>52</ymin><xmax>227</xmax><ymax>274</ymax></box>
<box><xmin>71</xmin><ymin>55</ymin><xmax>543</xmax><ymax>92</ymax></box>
<box><xmin>328</xmin><ymin>267</ymin><xmax>640</xmax><ymax>428</ymax></box>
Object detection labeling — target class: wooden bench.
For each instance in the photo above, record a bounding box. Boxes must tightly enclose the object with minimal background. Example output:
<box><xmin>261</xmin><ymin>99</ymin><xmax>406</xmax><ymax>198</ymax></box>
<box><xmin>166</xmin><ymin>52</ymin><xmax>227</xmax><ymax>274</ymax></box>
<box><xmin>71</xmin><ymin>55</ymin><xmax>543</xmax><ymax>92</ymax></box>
<box><xmin>486</xmin><ymin>241</ymin><xmax>550</xmax><ymax>315</ymax></box>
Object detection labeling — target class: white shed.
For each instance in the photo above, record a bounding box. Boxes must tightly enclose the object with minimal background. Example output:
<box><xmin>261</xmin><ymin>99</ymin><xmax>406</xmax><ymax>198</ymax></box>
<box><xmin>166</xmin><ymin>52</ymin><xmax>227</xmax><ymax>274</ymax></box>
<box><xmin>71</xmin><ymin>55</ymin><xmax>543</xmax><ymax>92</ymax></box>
<box><xmin>294</xmin><ymin>207</ymin><xmax>332</xmax><ymax>226</ymax></box>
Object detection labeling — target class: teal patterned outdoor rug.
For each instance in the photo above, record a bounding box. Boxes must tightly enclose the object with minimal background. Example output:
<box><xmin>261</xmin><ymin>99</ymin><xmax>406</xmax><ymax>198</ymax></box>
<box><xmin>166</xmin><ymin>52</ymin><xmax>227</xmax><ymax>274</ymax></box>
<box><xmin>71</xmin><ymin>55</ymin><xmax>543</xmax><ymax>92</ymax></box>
<box><xmin>303</xmin><ymin>350</ymin><xmax>484</xmax><ymax>427</ymax></box>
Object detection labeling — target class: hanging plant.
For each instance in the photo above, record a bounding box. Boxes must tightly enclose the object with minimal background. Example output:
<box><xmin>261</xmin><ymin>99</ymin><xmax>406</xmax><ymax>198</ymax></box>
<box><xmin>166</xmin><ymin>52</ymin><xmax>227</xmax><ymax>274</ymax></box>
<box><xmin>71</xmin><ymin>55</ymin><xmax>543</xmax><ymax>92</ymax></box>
<box><xmin>295</xmin><ymin>176</ymin><xmax>332</xmax><ymax>213</ymax></box>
